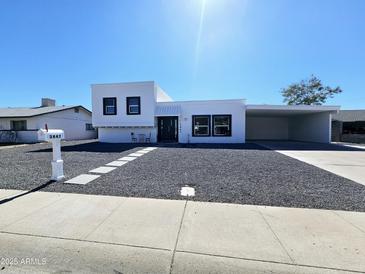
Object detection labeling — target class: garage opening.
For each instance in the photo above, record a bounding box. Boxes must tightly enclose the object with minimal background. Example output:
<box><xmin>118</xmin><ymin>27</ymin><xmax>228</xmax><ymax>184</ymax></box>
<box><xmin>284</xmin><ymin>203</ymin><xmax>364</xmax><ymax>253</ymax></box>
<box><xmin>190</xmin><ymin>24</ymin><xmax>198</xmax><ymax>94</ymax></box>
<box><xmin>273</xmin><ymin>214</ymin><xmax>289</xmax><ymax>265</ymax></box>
<box><xmin>245</xmin><ymin>105</ymin><xmax>339</xmax><ymax>143</ymax></box>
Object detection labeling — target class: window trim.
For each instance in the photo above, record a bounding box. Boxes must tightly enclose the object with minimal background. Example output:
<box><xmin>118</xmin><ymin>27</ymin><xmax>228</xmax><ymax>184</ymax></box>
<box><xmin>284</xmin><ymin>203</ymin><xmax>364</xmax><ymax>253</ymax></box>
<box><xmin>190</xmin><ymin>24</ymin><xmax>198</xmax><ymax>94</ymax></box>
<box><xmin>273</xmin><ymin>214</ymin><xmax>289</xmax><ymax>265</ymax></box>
<box><xmin>212</xmin><ymin>114</ymin><xmax>232</xmax><ymax>137</ymax></box>
<box><xmin>126</xmin><ymin>96</ymin><xmax>141</xmax><ymax>115</ymax></box>
<box><xmin>103</xmin><ymin>97</ymin><xmax>117</xmax><ymax>115</ymax></box>
<box><xmin>192</xmin><ymin>115</ymin><xmax>211</xmax><ymax>137</ymax></box>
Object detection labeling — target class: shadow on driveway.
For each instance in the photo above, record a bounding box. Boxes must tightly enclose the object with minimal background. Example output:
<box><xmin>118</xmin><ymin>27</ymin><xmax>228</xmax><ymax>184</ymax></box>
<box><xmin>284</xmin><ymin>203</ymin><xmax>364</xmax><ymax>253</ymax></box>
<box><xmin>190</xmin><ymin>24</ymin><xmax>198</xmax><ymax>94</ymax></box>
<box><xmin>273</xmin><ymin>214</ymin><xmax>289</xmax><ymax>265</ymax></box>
<box><xmin>252</xmin><ymin>140</ymin><xmax>365</xmax><ymax>151</ymax></box>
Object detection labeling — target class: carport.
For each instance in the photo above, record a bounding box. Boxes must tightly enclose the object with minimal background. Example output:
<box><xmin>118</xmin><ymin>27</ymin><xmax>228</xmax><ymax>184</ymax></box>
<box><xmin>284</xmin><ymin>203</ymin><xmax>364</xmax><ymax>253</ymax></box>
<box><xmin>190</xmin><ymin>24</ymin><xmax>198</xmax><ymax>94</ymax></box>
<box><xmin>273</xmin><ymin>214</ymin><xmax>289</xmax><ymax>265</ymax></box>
<box><xmin>246</xmin><ymin>105</ymin><xmax>340</xmax><ymax>143</ymax></box>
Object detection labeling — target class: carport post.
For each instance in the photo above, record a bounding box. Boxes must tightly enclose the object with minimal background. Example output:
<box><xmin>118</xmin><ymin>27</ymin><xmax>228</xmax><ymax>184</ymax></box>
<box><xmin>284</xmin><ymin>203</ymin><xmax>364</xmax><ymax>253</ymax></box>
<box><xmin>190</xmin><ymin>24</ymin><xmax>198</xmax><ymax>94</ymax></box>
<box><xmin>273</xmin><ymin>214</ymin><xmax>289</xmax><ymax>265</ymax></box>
<box><xmin>51</xmin><ymin>138</ymin><xmax>64</xmax><ymax>181</ymax></box>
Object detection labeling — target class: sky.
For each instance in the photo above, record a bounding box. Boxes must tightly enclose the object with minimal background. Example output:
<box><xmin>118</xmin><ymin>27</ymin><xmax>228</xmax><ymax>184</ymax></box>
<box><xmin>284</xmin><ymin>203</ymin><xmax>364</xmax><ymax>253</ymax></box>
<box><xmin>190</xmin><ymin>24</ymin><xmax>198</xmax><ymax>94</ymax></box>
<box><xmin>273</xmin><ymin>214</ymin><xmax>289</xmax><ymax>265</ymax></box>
<box><xmin>0</xmin><ymin>0</ymin><xmax>364</xmax><ymax>110</ymax></box>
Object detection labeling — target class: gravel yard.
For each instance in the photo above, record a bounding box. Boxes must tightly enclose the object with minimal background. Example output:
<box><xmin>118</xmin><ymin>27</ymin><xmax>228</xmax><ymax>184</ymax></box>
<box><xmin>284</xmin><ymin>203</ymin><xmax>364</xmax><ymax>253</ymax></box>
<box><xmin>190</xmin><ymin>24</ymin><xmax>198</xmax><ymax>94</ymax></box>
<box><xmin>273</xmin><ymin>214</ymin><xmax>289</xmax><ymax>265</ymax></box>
<box><xmin>0</xmin><ymin>140</ymin><xmax>143</xmax><ymax>190</ymax></box>
<box><xmin>0</xmin><ymin>140</ymin><xmax>364</xmax><ymax>211</ymax></box>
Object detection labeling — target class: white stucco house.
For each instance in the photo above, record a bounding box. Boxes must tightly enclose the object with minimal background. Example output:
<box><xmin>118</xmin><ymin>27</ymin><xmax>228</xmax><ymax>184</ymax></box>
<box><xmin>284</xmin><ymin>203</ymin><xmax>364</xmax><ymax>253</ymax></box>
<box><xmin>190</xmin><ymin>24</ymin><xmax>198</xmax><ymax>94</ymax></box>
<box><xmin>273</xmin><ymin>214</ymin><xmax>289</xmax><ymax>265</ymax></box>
<box><xmin>92</xmin><ymin>81</ymin><xmax>339</xmax><ymax>144</ymax></box>
<box><xmin>0</xmin><ymin>98</ymin><xmax>97</xmax><ymax>143</ymax></box>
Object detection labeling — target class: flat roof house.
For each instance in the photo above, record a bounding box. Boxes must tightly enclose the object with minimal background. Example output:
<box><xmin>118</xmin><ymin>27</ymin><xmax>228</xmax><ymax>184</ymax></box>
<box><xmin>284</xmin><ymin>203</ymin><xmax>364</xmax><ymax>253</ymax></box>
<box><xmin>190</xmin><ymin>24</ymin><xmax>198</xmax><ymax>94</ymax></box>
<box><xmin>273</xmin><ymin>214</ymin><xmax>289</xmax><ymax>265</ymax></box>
<box><xmin>0</xmin><ymin>98</ymin><xmax>97</xmax><ymax>143</ymax></box>
<box><xmin>92</xmin><ymin>81</ymin><xmax>340</xmax><ymax>144</ymax></box>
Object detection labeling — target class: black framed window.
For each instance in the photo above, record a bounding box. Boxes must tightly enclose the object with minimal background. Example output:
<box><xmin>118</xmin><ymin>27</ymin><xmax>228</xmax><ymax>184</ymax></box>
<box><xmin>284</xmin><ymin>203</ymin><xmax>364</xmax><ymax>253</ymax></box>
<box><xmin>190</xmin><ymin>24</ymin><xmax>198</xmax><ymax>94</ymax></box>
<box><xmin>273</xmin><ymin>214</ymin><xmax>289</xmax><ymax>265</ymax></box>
<box><xmin>11</xmin><ymin>120</ymin><xmax>27</xmax><ymax>131</ymax></box>
<box><xmin>85</xmin><ymin>123</ymin><xmax>95</xmax><ymax>131</ymax></box>
<box><xmin>103</xmin><ymin>97</ymin><xmax>117</xmax><ymax>115</ymax></box>
<box><xmin>343</xmin><ymin>121</ymin><xmax>365</xmax><ymax>134</ymax></box>
<box><xmin>126</xmin><ymin>97</ymin><xmax>141</xmax><ymax>115</ymax></box>
<box><xmin>212</xmin><ymin>115</ymin><xmax>232</xmax><ymax>136</ymax></box>
<box><xmin>192</xmin><ymin>115</ymin><xmax>210</xmax><ymax>136</ymax></box>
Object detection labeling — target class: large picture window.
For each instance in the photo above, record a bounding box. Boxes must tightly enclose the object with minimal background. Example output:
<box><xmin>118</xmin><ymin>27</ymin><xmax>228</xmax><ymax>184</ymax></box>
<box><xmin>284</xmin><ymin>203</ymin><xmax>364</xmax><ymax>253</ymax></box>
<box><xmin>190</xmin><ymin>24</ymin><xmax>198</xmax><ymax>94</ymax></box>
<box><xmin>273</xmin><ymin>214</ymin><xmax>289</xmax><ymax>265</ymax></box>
<box><xmin>127</xmin><ymin>97</ymin><xmax>141</xmax><ymax>115</ymax></box>
<box><xmin>343</xmin><ymin>121</ymin><xmax>365</xmax><ymax>134</ymax></box>
<box><xmin>192</xmin><ymin>115</ymin><xmax>210</xmax><ymax>136</ymax></box>
<box><xmin>212</xmin><ymin>115</ymin><xmax>231</xmax><ymax>136</ymax></box>
<box><xmin>11</xmin><ymin>120</ymin><xmax>27</xmax><ymax>131</ymax></box>
<box><xmin>103</xmin><ymin>97</ymin><xmax>117</xmax><ymax>115</ymax></box>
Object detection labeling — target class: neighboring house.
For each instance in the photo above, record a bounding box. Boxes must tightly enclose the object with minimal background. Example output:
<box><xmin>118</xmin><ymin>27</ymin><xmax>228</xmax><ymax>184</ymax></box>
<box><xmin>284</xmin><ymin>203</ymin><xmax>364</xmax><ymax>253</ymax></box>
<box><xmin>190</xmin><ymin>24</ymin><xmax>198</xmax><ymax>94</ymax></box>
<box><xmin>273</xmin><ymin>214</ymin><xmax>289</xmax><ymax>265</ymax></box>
<box><xmin>332</xmin><ymin>110</ymin><xmax>365</xmax><ymax>143</ymax></box>
<box><xmin>0</xmin><ymin>98</ymin><xmax>97</xmax><ymax>143</ymax></box>
<box><xmin>92</xmin><ymin>81</ymin><xmax>339</xmax><ymax>144</ymax></box>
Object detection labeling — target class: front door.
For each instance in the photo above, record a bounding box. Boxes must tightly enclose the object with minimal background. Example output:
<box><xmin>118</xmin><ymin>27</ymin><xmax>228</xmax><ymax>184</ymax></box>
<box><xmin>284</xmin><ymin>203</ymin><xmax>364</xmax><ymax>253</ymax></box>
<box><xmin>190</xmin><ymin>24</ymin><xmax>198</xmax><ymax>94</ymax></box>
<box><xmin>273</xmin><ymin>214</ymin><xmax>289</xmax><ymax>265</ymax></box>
<box><xmin>157</xmin><ymin>116</ymin><xmax>178</xmax><ymax>142</ymax></box>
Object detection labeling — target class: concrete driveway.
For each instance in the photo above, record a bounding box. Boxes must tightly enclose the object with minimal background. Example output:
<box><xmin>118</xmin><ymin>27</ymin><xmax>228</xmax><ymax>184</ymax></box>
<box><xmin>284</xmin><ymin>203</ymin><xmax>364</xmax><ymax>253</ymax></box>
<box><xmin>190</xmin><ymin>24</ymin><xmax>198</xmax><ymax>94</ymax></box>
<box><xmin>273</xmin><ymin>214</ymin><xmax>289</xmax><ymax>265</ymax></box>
<box><xmin>257</xmin><ymin>141</ymin><xmax>365</xmax><ymax>186</ymax></box>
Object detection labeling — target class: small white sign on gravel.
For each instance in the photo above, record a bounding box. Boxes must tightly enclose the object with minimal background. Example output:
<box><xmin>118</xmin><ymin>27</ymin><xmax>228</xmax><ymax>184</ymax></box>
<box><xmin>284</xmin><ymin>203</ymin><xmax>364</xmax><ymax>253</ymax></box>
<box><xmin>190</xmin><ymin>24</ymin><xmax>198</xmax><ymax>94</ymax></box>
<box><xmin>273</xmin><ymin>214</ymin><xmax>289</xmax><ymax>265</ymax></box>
<box><xmin>118</xmin><ymin>156</ymin><xmax>137</xmax><ymax>161</ymax></box>
<box><xmin>181</xmin><ymin>186</ymin><xmax>195</xmax><ymax>197</ymax></box>
<box><xmin>106</xmin><ymin>161</ymin><xmax>128</xmax><ymax>167</ymax></box>
<box><xmin>89</xmin><ymin>166</ymin><xmax>117</xmax><ymax>174</ymax></box>
<box><xmin>64</xmin><ymin>174</ymin><xmax>100</xmax><ymax>185</ymax></box>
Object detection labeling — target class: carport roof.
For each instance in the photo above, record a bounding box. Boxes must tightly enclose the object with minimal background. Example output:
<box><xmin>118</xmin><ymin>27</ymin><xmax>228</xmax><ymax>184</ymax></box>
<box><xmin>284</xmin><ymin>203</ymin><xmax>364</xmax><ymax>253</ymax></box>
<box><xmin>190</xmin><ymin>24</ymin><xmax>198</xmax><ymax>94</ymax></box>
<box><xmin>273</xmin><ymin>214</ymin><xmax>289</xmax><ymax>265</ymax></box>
<box><xmin>246</xmin><ymin>104</ymin><xmax>340</xmax><ymax>116</ymax></box>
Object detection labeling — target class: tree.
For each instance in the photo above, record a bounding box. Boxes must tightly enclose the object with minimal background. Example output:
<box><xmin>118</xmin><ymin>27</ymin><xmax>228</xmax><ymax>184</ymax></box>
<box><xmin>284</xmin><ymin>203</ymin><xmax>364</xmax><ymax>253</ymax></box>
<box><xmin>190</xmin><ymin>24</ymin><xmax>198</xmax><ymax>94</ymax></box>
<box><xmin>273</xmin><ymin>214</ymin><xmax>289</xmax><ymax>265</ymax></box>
<box><xmin>281</xmin><ymin>75</ymin><xmax>342</xmax><ymax>105</ymax></box>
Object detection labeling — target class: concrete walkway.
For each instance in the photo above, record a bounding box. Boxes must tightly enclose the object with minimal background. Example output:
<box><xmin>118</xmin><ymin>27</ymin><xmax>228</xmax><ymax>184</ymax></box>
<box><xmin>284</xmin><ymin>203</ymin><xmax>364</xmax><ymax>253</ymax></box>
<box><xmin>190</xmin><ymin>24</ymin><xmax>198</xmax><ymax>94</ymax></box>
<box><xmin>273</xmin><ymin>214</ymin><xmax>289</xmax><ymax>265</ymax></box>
<box><xmin>0</xmin><ymin>189</ymin><xmax>364</xmax><ymax>273</ymax></box>
<box><xmin>257</xmin><ymin>141</ymin><xmax>365</xmax><ymax>186</ymax></box>
<box><xmin>0</xmin><ymin>144</ymin><xmax>28</xmax><ymax>150</ymax></box>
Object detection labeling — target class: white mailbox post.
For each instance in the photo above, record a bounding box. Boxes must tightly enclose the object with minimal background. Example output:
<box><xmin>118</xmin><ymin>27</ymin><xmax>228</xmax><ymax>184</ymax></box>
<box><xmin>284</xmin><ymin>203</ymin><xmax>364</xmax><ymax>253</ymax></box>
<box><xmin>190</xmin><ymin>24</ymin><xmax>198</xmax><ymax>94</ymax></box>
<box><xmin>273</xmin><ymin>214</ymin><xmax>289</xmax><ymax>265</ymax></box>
<box><xmin>38</xmin><ymin>128</ymin><xmax>65</xmax><ymax>181</ymax></box>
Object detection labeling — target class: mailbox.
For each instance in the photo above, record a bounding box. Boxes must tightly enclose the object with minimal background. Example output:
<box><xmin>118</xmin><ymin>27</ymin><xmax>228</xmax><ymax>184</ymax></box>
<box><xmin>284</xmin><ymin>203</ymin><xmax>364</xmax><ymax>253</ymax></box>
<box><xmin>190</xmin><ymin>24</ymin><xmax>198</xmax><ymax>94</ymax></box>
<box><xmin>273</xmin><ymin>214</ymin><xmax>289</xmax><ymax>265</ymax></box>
<box><xmin>38</xmin><ymin>128</ymin><xmax>65</xmax><ymax>181</ymax></box>
<box><xmin>38</xmin><ymin>129</ymin><xmax>64</xmax><ymax>142</ymax></box>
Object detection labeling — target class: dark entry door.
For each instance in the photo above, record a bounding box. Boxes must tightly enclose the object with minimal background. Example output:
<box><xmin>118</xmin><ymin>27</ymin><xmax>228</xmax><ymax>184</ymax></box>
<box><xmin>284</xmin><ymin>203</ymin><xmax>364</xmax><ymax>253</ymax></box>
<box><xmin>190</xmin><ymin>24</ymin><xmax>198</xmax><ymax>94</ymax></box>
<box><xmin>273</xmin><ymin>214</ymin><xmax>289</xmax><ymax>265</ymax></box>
<box><xmin>158</xmin><ymin>116</ymin><xmax>178</xmax><ymax>142</ymax></box>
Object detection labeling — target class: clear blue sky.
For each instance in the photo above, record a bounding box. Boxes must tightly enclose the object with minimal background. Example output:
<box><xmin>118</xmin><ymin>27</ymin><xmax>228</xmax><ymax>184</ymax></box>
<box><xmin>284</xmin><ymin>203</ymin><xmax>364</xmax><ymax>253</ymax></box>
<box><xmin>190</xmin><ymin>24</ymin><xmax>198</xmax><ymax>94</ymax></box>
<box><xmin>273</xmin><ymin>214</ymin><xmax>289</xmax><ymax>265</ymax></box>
<box><xmin>0</xmin><ymin>0</ymin><xmax>364</xmax><ymax>110</ymax></box>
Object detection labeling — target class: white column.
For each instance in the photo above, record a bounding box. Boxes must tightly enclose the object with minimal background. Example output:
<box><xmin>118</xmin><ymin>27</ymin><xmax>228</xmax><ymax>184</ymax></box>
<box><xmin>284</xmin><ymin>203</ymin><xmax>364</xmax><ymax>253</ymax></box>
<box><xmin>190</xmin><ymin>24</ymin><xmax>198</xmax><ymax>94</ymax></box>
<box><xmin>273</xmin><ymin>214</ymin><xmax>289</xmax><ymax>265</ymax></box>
<box><xmin>51</xmin><ymin>139</ymin><xmax>64</xmax><ymax>181</ymax></box>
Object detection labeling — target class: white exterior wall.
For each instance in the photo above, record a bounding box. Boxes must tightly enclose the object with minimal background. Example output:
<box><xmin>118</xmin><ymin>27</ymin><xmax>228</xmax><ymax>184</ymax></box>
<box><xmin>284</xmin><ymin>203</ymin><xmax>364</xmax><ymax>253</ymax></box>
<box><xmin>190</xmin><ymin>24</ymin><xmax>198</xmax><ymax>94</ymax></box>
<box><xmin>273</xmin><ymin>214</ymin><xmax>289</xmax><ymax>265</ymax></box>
<box><xmin>12</xmin><ymin>131</ymin><xmax>38</xmax><ymax>143</ymax></box>
<box><xmin>178</xmin><ymin>101</ymin><xmax>245</xmax><ymax>143</ymax></box>
<box><xmin>288</xmin><ymin>112</ymin><xmax>332</xmax><ymax>143</ymax></box>
<box><xmin>99</xmin><ymin>127</ymin><xmax>157</xmax><ymax>143</ymax></box>
<box><xmin>97</xmin><ymin>100</ymin><xmax>246</xmax><ymax>144</ymax></box>
<box><xmin>92</xmin><ymin>82</ymin><xmax>156</xmax><ymax>127</ymax></box>
<box><xmin>0</xmin><ymin>108</ymin><xmax>96</xmax><ymax>143</ymax></box>
<box><xmin>91</xmin><ymin>82</ymin><xmax>245</xmax><ymax>144</ymax></box>
<box><xmin>0</xmin><ymin>118</ymin><xmax>11</xmax><ymax>130</ymax></box>
<box><xmin>246</xmin><ymin>117</ymin><xmax>289</xmax><ymax>140</ymax></box>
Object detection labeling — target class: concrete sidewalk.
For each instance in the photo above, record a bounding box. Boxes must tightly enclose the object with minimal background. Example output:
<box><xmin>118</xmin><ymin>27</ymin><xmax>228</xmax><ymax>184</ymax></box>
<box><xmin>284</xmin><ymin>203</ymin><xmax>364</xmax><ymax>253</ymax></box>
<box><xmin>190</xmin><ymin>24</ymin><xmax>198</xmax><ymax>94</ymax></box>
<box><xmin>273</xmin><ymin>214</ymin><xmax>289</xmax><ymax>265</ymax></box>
<box><xmin>0</xmin><ymin>189</ymin><xmax>364</xmax><ymax>273</ymax></box>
